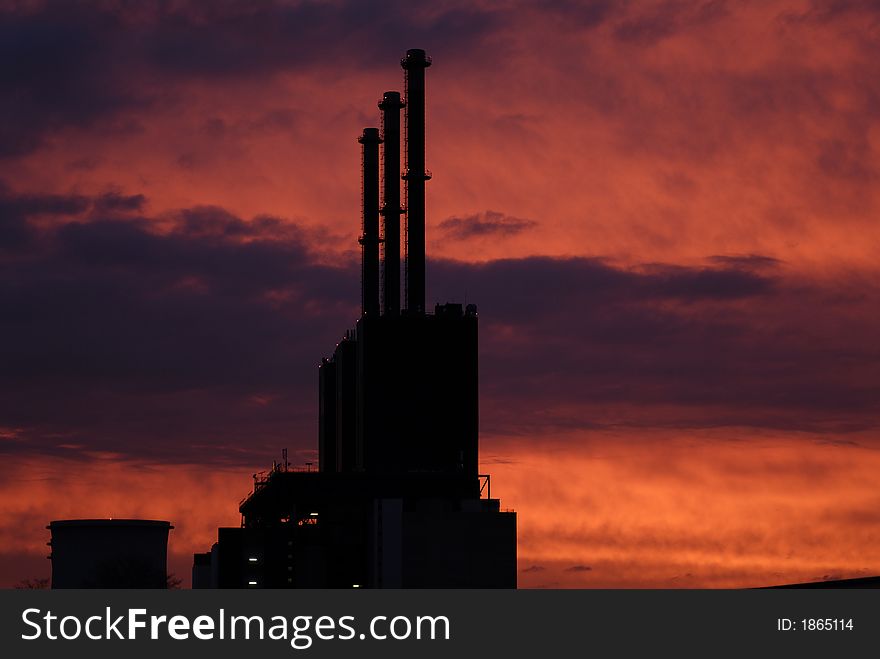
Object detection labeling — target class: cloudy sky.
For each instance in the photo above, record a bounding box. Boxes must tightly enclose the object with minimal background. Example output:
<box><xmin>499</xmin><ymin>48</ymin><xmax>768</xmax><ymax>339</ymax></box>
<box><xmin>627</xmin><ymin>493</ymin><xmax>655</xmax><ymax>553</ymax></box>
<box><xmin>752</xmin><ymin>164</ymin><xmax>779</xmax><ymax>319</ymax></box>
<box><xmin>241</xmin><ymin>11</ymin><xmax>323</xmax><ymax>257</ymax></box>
<box><xmin>1</xmin><ymin>0</ymin><xmax>879</xmax><ymax>587</ymax></box>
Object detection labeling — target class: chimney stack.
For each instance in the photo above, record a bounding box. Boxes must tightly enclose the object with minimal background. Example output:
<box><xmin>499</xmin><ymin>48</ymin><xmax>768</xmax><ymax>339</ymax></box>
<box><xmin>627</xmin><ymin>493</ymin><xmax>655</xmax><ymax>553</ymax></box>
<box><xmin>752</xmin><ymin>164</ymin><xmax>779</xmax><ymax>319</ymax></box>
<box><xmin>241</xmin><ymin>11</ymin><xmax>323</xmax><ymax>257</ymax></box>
<box><xmin>401</xmin><ymin>49</ymin><xmax>432</xmax><ymax>315</ymax></box>
<box><xmin>379</xmin><ymin>91</ymin><xmax>405</xmax><ymax>316</ymax></box>
<box><xmin>358</xmin><ymin>127</ymin><xmax>382</xmax><ymax>317</ymax></box>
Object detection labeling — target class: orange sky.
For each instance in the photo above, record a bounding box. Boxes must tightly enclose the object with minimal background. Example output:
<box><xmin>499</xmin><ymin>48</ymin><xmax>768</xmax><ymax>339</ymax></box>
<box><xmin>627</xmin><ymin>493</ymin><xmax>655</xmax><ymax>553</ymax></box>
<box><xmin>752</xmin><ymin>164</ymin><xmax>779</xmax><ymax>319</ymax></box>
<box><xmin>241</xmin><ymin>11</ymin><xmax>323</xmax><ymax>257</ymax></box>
<box><xmin>3</xmin><ymin>429</ymin><xmax>879</xmax><ymax>588</ymax></box>
<box><xmin>5</xmin><ymin>1</ymin><xmax>880</xmax><ymax>271</ymax></box>
<box><xmin>1</xmin><ymin>0</ymin><xmax>879</xmax><ymax>587</ymax></box>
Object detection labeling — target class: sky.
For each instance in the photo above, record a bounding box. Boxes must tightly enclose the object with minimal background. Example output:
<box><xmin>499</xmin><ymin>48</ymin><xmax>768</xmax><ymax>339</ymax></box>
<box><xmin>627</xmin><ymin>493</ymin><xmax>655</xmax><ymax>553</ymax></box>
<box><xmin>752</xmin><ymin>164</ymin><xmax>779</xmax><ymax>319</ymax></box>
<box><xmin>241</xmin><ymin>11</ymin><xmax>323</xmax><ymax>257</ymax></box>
<box><xmin>1</xmin><ymin>0</ymin><xmax>879</xmax><ymax>588</ymax></box>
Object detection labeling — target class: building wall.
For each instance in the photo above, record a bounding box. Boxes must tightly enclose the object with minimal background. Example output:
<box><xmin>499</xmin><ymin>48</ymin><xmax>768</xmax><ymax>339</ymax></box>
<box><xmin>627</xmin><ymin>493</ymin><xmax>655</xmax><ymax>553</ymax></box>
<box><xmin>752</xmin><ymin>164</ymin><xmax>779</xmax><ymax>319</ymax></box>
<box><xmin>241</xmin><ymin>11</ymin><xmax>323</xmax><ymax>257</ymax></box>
<box><xmin>351</xmin><ymin>306</ymin><xmax>479</xmax><ymax>477</ymax></box>
<box><xmin>210</xmin><ymin>498</ymin><xmax>515</xmax><ymax>589</ymax></box>
<box><xmin>400</xmin><ymin>507</ymin><xmax>517</xmax><ymax>588</ymax></box>
<box><xmin>49</xmin><ymin>520</ymin><xmax>171</xmax><ymax>589</ymax></box>
<box><xmin>334</xmin><ymin>338</ymin><xmax>358</xmax><ymax>473</ymax></box>
<box><xmin>318</xmin><ymin>360</ymin><xmax>337</xmax><ymax>473</ymax></box>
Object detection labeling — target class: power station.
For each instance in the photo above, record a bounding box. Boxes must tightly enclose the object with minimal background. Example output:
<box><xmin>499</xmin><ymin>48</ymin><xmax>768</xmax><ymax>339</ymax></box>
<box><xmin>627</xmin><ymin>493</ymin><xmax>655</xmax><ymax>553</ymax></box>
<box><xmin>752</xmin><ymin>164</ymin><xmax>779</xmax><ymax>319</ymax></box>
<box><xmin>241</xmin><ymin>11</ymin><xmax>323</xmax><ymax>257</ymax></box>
<box><xmin>49</xmin><ymin>519</ymin><xmax>172</xmax><ymax>588</ymax></box>
<box><xmin>194</xmin><ymin>49</ymin><xmax>517</xmax><ymax>589</ymax></box>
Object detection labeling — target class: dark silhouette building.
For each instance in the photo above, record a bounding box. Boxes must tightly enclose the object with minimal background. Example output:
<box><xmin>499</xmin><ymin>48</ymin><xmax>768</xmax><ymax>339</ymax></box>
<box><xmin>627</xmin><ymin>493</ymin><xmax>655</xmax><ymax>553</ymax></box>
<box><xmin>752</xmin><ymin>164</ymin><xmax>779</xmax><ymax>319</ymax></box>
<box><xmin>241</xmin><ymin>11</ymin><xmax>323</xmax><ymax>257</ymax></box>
<box><xmin>764</xmin><ymin>576</ymin><xmax>880</xmax><ymax>589</ymax></box>
<box><xmin>195</xmin><ymin>49</ymin><xmax>516</xmax><ymax>589</ymax></box>
<box><xmin>48</xmin><ymin>519</ymin><xmax>172</xmax><ymax>589</ymax></box>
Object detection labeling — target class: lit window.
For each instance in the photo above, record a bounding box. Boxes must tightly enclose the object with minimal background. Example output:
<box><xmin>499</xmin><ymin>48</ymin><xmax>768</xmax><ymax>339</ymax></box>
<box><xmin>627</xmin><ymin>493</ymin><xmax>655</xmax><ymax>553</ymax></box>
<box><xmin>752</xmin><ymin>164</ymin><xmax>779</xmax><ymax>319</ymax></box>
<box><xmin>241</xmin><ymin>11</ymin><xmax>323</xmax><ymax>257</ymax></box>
<box><xmin>248</xmin><ymin>580</ymin><xmax>257</xmax><ymax>586</ymax></box>
<box><xmin>352</xmin><ymin>584</ymin><xmax>360</xmax><ymax>588</ymax></box>
<box><xmin>248</xmin><ymin>557</ymin><xmax>258</xmax><ymax>562</ymax></box>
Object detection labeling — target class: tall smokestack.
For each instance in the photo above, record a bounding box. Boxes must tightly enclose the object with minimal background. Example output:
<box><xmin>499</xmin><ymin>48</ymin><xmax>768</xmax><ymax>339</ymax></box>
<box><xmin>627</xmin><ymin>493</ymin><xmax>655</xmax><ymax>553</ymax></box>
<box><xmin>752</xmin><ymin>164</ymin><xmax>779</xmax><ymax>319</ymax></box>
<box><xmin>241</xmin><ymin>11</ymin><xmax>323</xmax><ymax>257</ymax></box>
<box><xmin>379</xmin><ymin>91</ymin><xmax>404</xmax><ymax>316</ymax></box>
<box><xmin>358</xmin><ymin>127</ymin><xmax>382</xmax><ymax>317</ymax></box>
<box><xmin>401</xmin><ymin>49</ymin><xmax>431</xmax><ymax>315</ymax></box>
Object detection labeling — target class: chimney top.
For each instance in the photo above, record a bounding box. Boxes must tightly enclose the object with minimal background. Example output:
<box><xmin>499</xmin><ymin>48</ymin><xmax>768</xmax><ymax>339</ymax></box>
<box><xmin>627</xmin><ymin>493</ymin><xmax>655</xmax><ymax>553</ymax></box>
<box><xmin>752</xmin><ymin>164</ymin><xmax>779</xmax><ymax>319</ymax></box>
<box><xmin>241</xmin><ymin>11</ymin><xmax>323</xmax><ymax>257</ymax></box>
<box><xmin>358</xmin><ymin>127</ymin><xmax>381</xmax><ymax>143</ymax></box>
<box><xmin>379</xmin><ymin>91</ymin><xmax>405</xmax><ymax>109</ymax></box>
<box><xmin>401</xmin><ymin>49</ymin><xmax>432</xmax><ymax>68</ymax></box>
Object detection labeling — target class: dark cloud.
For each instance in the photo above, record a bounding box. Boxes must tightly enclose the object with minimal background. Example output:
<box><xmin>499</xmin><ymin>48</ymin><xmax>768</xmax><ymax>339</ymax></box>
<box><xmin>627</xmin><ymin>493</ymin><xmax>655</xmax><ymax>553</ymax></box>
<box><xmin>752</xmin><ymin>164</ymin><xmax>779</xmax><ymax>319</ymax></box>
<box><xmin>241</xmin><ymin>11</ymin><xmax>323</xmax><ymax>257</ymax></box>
<box><xmin>0</xmin><ymin>185</ymin><xmax>91</xmax><ymax>216</ymax></box>
<box><xmin>521</xmin><ymin>565</ymin><xmax>546</xmax><ymax>573</ymax></box>
<box><xmin>428</xmin><ymin>254</ymin><xmax>878</xmax><ymax>435</ymax></box>
<box><xmin>0</xmin><ymin>3</ymin><xmax>144</xmax><ymax>155</ymax></box>
<box><xmin>781</xmin><ymin>0</ymin><xmax>880</xmax><ymax>25</ymax></box>
<box><xmin>438</xmin><ymin>210</ymin><xmax>538</xmax><ymax>240</ymax></box>
<box><xmin>634</xmin><ymin>262</ymin><xmax>776</xmax><ymax>300</ymax></box>
<box><xmin>613</xmin><ymin>0</ymin><xmax>729</xmax><ymax>44</ymax></box>
<box><xmin>815</xmin><ymin>438</ymin><xmax>860</xmax><ymax>447</ymax></box>
<box><xmin>143</xmin><ymin>1</ymin><xmax>499</xmax><ymax>77</ymax></box>
<box><xmin>532</xmin><ymin>0</ymin><xmax>620</xmax><ymax>29</ymax></box>
<box><xmin>430</xmin><ymin>254</ymin><xmax>776</xmax><ymax>318</ymax></box>
<box><xmin>0</xmin><ymin>186</ymin><xmax>90</xmax><ymax>248</ymax></box>
<box><xmin>707</xmin><ymin>254</ymin><xmax>782</xmax><ymax>269</ymax></box>
<box><xmin>564</xmin><ymin>565</ymin><xmax>593</xmax><ymax>572</ymax></box>
<box><xmin>0</xmin><ymin>0</ymin><xmax>501</xmax><ymax>155</ymax></box>
<box><xmin>1</xmin><ymin>184</ymin><xmax>877</xmax><ymax>467</ymax></box>
<box><xmin>0</xmin><ymin>187</ymin><xmax>356</xmax><ymax>464</ymax></box>
<box><xmin>93</xmin><ymin>192</ymin><xmax>146</xmax><ymax>213</ymax></box>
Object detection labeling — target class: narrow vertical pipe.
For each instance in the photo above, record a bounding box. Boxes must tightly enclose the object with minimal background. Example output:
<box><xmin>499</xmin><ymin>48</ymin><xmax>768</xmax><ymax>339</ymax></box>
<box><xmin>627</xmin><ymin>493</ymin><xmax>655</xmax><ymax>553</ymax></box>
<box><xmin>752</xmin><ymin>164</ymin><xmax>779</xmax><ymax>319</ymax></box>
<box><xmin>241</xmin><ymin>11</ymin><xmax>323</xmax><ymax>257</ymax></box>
<box><xmin>379</xmin><ymin>91</ymin><xmax>404</xmax><ymax>316</ymax></box>
<box><xmin>401</xmin><ymin>49</ymin><xmax>431</xmax><ymax>314</ymax></box>
<box><xmin>358</xmin><ymin>127</ymin><xmax>382</xmax><ymax>317</ymax></box>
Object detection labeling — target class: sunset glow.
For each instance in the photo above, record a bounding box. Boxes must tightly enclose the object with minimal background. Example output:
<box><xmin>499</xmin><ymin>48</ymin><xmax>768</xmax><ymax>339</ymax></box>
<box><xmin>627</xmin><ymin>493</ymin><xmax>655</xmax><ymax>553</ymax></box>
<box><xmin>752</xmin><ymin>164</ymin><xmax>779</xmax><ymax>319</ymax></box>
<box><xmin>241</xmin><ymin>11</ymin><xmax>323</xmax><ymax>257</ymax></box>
<box><xmin>2</xmin><ymin>0</ymin><xmax>879</xmax><ymax>587</ymax></box>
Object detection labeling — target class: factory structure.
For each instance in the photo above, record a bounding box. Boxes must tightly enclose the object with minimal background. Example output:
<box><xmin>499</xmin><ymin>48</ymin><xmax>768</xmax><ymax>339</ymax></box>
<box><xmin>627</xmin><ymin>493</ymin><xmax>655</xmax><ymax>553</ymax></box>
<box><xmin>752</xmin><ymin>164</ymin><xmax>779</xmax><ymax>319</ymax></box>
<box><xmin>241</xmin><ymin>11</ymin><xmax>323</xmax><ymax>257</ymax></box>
<box><xmin>48</xmin><ymin>519</ymin><xmax>172</xmax><ymax>588</ymax></box>
<box><xmin>193</xmin><ymin>49</ymin><xmax>517</xmax><ymax>589</ymax></box>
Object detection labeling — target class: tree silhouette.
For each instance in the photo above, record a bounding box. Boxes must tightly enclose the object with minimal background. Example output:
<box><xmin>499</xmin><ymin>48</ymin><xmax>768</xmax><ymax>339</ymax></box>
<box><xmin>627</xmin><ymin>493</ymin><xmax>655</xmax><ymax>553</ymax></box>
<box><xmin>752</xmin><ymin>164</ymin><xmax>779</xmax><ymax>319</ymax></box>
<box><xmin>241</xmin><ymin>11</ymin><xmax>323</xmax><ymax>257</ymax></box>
<box><xmin>14</xmin><ymin>577</ymin><xmax>49</xmax><ymax>589</ymax></box>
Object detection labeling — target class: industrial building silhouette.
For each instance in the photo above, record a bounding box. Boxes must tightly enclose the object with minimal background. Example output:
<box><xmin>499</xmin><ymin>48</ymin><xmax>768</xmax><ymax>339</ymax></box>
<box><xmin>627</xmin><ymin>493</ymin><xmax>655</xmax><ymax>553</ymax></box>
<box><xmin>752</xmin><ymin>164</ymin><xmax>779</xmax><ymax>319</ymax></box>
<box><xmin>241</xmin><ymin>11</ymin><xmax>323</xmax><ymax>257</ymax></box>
<box><xmin>48</xmin><ymin>519</ymin><xmax>172</xmax><ymax>588</ymax></box>
<box><xmin>193</xmin><ymin>49</ymin><xmax>517</xmax><ymax>589</ymax></box>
